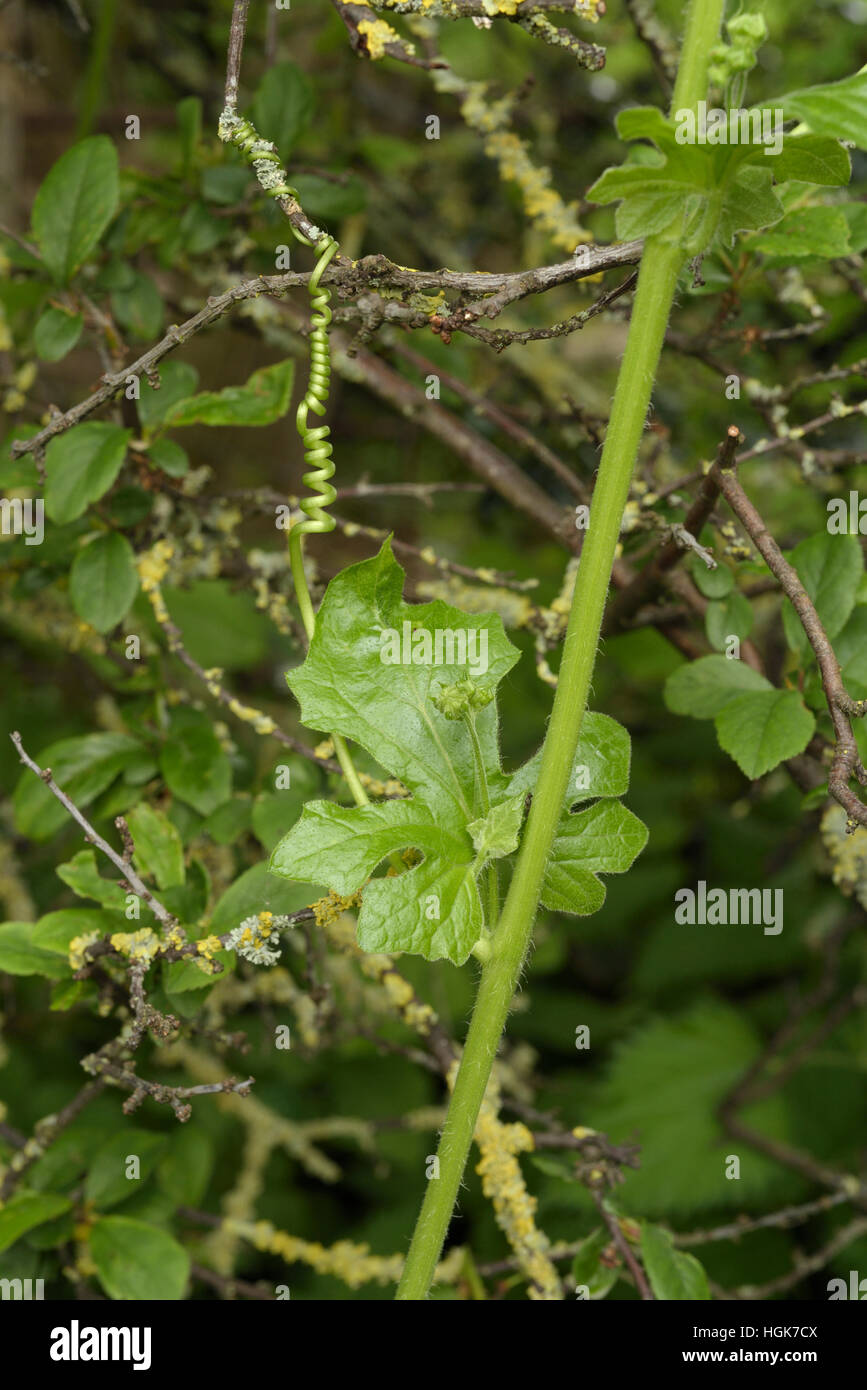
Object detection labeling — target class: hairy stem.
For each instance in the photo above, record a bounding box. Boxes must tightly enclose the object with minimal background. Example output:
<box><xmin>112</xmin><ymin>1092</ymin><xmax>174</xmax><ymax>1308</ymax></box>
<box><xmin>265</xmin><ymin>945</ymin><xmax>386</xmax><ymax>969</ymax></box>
<box><xmin>396</xmin><ymin>0</ymin><xmax>725</xmax><ymax>1301</ymax></box>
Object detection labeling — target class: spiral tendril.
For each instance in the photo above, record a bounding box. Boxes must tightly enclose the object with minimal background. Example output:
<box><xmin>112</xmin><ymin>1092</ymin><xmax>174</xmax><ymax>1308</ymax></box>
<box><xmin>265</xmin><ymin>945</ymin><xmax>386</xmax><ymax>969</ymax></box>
<box><xmin>221</xmin><ymin>109</ymin><xmax>369</xmax><ymax>807</ymax></box>
<box><xmin>293</xmin><ymin>233</ymin><xmax>340</xmax><ymax>541</ymax></box>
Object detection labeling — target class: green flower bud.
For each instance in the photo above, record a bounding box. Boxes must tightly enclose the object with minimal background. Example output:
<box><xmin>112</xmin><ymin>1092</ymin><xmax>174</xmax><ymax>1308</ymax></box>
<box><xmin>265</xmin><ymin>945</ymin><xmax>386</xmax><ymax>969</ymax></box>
<box><xmin>726</xmin><ymin>13</ymin><xmax>768</xmax><ymax>45</ymax></box>
<box><xmin>431</xmin><ymin>676</ymin><xmax>494</xmax><ymax>720</ymax></box>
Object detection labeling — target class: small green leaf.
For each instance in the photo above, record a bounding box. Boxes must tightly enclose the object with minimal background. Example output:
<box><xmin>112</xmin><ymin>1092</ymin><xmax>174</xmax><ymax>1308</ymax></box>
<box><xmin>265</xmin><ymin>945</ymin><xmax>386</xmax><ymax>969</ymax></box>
<box><xmin>715</xmin><ymin>689</ymin><xmax>815</xmax><ymax>778</ymax></box>
<box><xmin>664</xmin><ymin>654</ymin><xmax>772</xmax><ymax>720</ymax></box>
<box><xmin>541</xmin><ymin>800</ymin><xmax>648</xmax><ymax>915</ymax></box>
<box><xmin>571</xmin><ymin>1227</ymin><xmax>608</xmax><ymax>1284</ymax></box>
<box><xmin>641</xmin><ymin>1223</ymin><xmax>710</xmax><ymax>1300</ymax></box>
<box><xmin>291</xmin><ymin>173</ymin><xmax>366</xmax><ymax>221</ymax></box>
<box><xmin>56</xmin><ymin>850</ymin><xmax>128</xmax><ymax>910</ymax></box>
<box><xmin>156</xmin><ymin>1128</ymin><xmax>214</xmax><ymax>1207</ymax></box>
<box><xmin>146</xmin><ymin>437</ymin><xmax>189</xmax><ymax>478</ymax></box>
<box><xmin>86</xmin><ymin>1131</ymin><xmax>168</xmax><ymax>1210</ymax></box>
<box><xmin>160</xmin><ymin>710</ymin><xmax>232</xmax><ymax>816</ymax></box>
<box><xmin>588</xmin><ymin>106</ymin><xmax>784</xmax><ymax>255</ymax></box>
<box><xmin>31</xmin><ymin>908</ymin><xmax>116</xmax><ymax>960</ymax></box>
<box><xmin>137</xmin><ymin>361</ymin><xmax>199</xmax><ymax>433</ymax></box>
<box><xmin>251</xmin><ymin>60</ymin><xmax>314</xmax><ymax>155</ymax></box>
<box><xmin>836</xmin><ymin>607</ymin><xmax>867</xmax><ymax>695</ymax></box>
<box><xmin>507</xmin><ymin>712</ymin><xmax>632</xmax><ymax>804</ymax></box>
<box><xmin>782</xmin><ymin>532</ymin><xmax>863</xmax><ymax>654</ymax></box>
<box><xmin>90</xmin><ymin>1216</ymin><xmax>190</xmax><ymax>1300</ymax></box>
<box><xmin>44</xmin><ymin>422</ymin><xmax>131</xmax><ymax>525</ymax></box>
<box><xmin>31</xmin><ymin>135</ymin><xmax>119</xmax><ymax>283</ymax></box>
<box><xmin>69</xmin><ymin>531</ymin><xmax>139</xmax><ymax>633</ymax></box>
<box><xmin>33</xmin><ymin>306</ymin><xmax>83</xmax><ymax>361</ymax></box>
<box><xmin>690</xmin><ymin>556</ymin><xmax>733</xmax><ymax>599</ymax></box>
<box><xmin>749</xmin><ymin>206</ymin><xmax>851</xmax><ymax>261</ymax></box>
<box><xmin>717</xmin><ymin>163</ymin><xmax>784</xmax><ymax>246</ymax></box>
<box><xmin>125</xmin><ymin>803</ymin><xmax>186</xmax><ymax>889</ymax></box>
<box><xmin>776</xmin><ymin>71</ymin><xmax>867</xmax><ymax>149</ymax></box>
<box><xmin>176</xmin><ymin>96</ymin><xmax>202</xmax><ymax>176</ymax></box>
<box><xmin>0</xmin><ymin>1191</ymin><xmax>73</xmax><ymax>1254</ymax></box>
<box><xmin>0</xmin><ymin>922</ymin><xmax>69</xmax><ymax>978</ymax></box>
<box><xmin>162</xmin><ymin>360</ymin><xmax>294</xmax><ymax>428</ymax></box>
<box><xmin>569</xmin><ymin>1226</ymin><xmax>618</xmax><ymax>1297</ymax></box>
<box><xmin>467</xmin><ymin>793</ymin><xmax>525</xmax><ymax>860</ymax></box>
<box><xmin>705</xmin><ymin>591</ymin><xmax>753</xmax><ymax>651</ymax></box>
<box><xmin>768</xmin><ymin>134</ymin><xmax>851</xmax><ymax>187</ymax></box>
<box><xmin>111</xmin><ymin>271</ymin><xmax>164</xmax><ymax>340</ymax></box>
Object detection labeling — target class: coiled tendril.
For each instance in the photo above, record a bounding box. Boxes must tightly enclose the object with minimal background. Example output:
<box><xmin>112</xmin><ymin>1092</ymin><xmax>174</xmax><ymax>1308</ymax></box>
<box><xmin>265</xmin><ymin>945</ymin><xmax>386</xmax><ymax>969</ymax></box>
<box><xmin>221</xmin><ymin>108</ymin><xmax>369</xmax><ymax>806</ymax></box>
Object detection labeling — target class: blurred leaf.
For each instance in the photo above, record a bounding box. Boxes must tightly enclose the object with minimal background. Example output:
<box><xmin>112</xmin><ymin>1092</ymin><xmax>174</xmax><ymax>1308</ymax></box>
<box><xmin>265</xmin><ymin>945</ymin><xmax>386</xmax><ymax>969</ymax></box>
<box><xmin>69</xmin><ymin>531</ymin><xmax>139</xmax><ymax>633</ymax></box>
<box><xmin>768</xmin><ymin>134</ymin><xmax>851</xmax><ymax>187</ymax></box>
<box><xmin>0</xmin><ymin>1191</ymin><xmax>72</xmax><ymax>1253</ymax></box>
<box><xmin>705</xmin><ymin>591</ymin><xmax>753</xmax><ymax>650</ymax></box>
<box><xmin>641</xmin><ymin>1224</ymin><xmax>710</xmax><ymax>1300</ymax></box>
<box><xmin>44</xmin><ymin>422</ymin><xmax>131</xmax><ymax>524</ymax></box>
<box><xmin>156</xmin><ymin>1128</ymin><xmax>214</xmax><ymax>1207</ymax></box>
<box><xmin>56</xmin><ymin>850</ymin><xmax>128</xmax><ymax>910</ymax></box>
<box><xmin>291</xmin><ymin>173</ymin><xmax>366</xmax><ymax>221</ymax></box>
<box><xmin>162</xmin><ymin>360</ymin><xmax>294</xmax><ymax>428</ymax></box>
<box><xmin>86</xmin><ymin>1131</ymin><xmax>167</xmax><ymax>1210</ymax></box>
<box><xmin>593</xmin><ymin>1001</ymin><xmax>791</xmax><ymax>1215</ymax></box>
<box><xmin>782</xmin><ymin>532</ymin><xmax>862</xmax><ymax>654</ymax></box>
<box><xmin>126</xmin><ymin>802</ymin><xmax>185</xmax><ymax>889</ymax></box>
<box><xmin>111</xmin><ymin>271</ymin><xmax>164</xmax><ymax>340</ymax></box>
<box><xmin>777</xmin><ymin>71</ymin><xmax>867</xmax><ymax>148</ymax></box>
<box><xmin>161</xmin><ymin>580</ymin><xmax>271</xmax><ymax>671</ymax></box>
<box><xmin>251</xmin><ymin>61</ymin><xmax>314</xmax><ymax>156</ymax></box>
<box><xmin>90</xmin><ymin>1216</ymin><xmax>190</xmax><ymax>1300</ymax></box>
<box><xmin>31</xmin><ymin>135</ymin><xmax>118</xmax><ymax>283</ymax></box>
<box><xmin>750</xmin><ymin>206</ymin><xmax>851</xmax><ymax>260</ymax></box>
<box><xmin>137</xmin><ymin>361</ymin><xmax>199</xmax><ymax>433</ymax></box>
<box><xmin>146</xmin><ymin>437</ymin><xmax>189</xmax><ymax>477</ymax></box>
<box><xmin>33</xmin><ymin>306</ymin><xmax>83</xmax><ymax>361</ymax></box>
<box><xmin>690</xmin><ymin>556</ymin><xmax>733</xmax><ymax>599</ymax></box>
<box><xmin>160</xmin><ymin>709</ymin><xmax>232</xmax><ymax>816</ymax></box>
<box><xmin>0</xmin><ymin>922</ymin><xmax>69</xmax><ymax>978</ymax></box>
<box><xmin>176</xmin><ymin>96</ymin><xmax>202</xmax><ymax>177</ymax></box>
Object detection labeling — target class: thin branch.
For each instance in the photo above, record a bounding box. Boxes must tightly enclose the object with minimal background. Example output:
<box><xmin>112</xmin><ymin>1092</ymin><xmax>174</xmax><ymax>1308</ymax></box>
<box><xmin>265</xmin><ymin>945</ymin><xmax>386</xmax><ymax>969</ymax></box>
<box><xmin>675</xmin><ymin>1191</ymin><xmax>851</xmax><ymax>1247</ymax></box>
<box><xmin>591</xmin><ymin>1191</ymin><xmax>653</xmax><ymax>1301</ymax></box>
<box><xmin>713</xmin><ymin>453</ymin><xmax>867</xmax><ymax>828</ymax></box>
<box><xmin>10</xmin><ymin>731</ymin><xmax>178</xmax><ymax>928</ymax></box>
<box><xmin>10</xmin><ymin>245</ymin><xmax>643</xmax><ymax>463</ymax></box>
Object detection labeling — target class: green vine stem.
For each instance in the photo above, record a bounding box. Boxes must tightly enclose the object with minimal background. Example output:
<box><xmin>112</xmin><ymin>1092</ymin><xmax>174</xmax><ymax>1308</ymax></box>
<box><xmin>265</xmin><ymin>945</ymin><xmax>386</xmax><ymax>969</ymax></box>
<box><xmin>396</xmin><ymin>0</ymin><xmax>726</xmax><ymax>1301</ymax></box>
